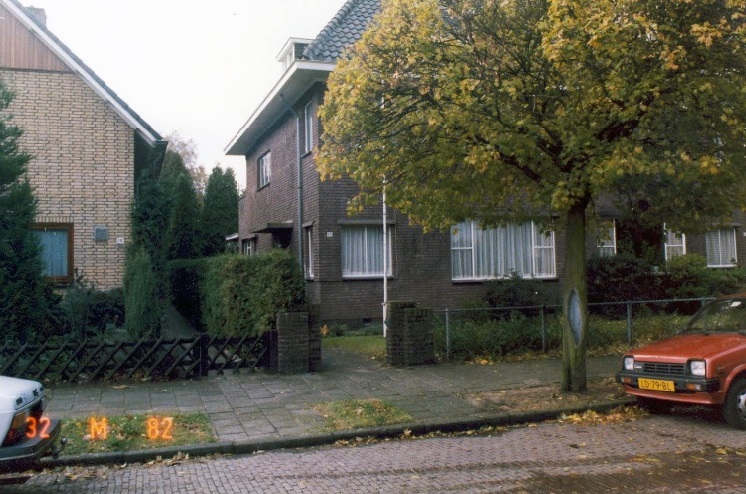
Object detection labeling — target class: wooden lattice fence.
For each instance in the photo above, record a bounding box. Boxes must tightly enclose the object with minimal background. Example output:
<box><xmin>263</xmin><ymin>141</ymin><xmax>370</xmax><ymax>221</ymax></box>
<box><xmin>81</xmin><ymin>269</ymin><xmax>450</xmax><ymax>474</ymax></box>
<box><xmin>0</xmin><ymin>332</ymin><xmax>273</xmax><ymax>383</ymax></box>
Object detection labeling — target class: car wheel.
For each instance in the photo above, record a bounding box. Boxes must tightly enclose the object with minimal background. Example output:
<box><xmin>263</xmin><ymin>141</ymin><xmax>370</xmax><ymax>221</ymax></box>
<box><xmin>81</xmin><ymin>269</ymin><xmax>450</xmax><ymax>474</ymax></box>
<box><xmin>723</xmin><ymin>378</ymin><xmax>746</xmax><ymax>430</ymax></box>
<box><xmin>636</xmin><ymin>396</ymin><xmax>671</xmax><ymax>415</ymax></box>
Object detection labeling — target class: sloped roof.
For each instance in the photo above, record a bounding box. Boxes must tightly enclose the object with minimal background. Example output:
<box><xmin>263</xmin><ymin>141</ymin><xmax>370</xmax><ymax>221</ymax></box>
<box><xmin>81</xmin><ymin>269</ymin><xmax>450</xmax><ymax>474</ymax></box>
<box><xmin>1</xmin><ymin>0</ymin><xmax>163</xmax><ymax>146</ymax></box>
<box><xmin>225</xmin><ymin>0</ymin><xmax>382</xmax><ymax>155</ymax></box>
<box><xmin>302</xmin><ymin>0</ymin><xmax>381</xmax><ymax>62</ymax></box>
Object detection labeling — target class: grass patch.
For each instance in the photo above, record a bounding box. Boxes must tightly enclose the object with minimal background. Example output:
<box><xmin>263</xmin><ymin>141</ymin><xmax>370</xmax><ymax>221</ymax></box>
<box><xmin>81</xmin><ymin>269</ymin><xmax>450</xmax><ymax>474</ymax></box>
<box><xmin>314</xmin><ymin>399</ymin><xmax>412</xmax><ymax>431</ymax></box>
<box><xmin>322</xmin><ymin>335</ymin><xmax>386</xmax><ymax>360</ymax></box>
<box><xmin>61</xmin><ymin>412</ymin><xmax>215</xmax><ymax>455</ymax></box>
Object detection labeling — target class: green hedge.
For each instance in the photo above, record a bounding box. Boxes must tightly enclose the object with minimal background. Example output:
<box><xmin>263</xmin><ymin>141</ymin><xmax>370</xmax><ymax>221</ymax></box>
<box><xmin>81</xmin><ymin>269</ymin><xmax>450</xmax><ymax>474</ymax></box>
<box><xmin>123</xmin><ymin>247</ymin><xmax>161</xmax><ymax>339</ymax></box>
<box><xmin>168</xmin><ymin>250</ymin><xmax>305</xmax><ymax>337</ymax></box>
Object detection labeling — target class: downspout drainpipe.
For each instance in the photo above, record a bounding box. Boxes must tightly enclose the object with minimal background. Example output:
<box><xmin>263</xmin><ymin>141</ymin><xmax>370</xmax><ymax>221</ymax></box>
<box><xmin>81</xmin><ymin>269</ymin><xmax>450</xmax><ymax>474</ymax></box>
<box><xmin>279</xmin><ymin>94</ymin><xmax>303</xmax><ymax>268</ymax></box>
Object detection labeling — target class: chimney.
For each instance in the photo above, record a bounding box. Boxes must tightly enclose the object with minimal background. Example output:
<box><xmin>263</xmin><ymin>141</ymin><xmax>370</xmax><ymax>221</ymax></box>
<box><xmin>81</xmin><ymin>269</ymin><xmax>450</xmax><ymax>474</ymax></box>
<box><xmin>26</xmin><ymin>6</ymin><xmax>47</xmax><ymax>27</ymax></box>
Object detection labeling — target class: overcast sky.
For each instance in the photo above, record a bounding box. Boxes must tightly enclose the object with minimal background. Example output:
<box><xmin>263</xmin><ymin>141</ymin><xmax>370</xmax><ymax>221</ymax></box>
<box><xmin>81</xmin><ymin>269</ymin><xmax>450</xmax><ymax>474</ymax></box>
<box><xmin>26</xmin><ymin>0</ymin><xmax>348</xmax><ymax>190</ymax></box>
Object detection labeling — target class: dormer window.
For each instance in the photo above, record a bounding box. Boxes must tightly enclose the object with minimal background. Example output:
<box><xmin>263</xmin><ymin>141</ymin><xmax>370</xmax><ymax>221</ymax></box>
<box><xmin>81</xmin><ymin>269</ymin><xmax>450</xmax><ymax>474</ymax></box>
<box><xmin>277</xmin><ymin>38</ymin><xmax>313</xmax><ymax>72</ymax></box>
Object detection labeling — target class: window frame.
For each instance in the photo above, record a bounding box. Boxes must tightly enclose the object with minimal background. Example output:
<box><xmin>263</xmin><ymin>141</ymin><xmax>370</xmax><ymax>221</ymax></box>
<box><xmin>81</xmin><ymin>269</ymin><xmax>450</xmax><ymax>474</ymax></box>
<box><xmin>304</xmin><ymin>226</ymin><xmax>314</xmax><ymax>279</ymax></box>
<box><xmin>257</xmin><ymin>151</ymin><xmax>271</xmax><ymax>189</ymax></box>
<box><xmin>341</xmin><ymin>224</ymin><xmax>393</xmax><ymax>279</ymax></box>
<box><xmin>706</xmin><ymin>227</ymin><xmax>738</xmax><ymax>268</ymax></box>
<box><xmin>597</xmin><ymin>220</ymin><xmax>617</xmax><ymax>257</ymax></box>
<box><xmin>451</xmin><ymin>221</ymin><xmax>556</xmax><ymax>281</ymax></box>
<box><xmin>304</xmin><ymin>101</ymin><xmax>314</xmax><ymax>154</ymax></box>
<box><xmin>31</xmin><ymin>222</ymin><xmax>74</xmax><ymax>283</ymax></box>
<box><xmin>664</xmin><ymin>226</ymin><xmax>687</xmax><ymax>261</ymax></box>
<box><xmin>241</xmin><ymin>237</ymin><xmax>256</xmax><ymax>256</ymax></box>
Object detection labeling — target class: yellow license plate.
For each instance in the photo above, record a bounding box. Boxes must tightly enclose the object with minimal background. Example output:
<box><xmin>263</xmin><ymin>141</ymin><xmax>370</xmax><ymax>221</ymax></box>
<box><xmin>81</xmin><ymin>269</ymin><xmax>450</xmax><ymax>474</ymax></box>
<box><xmin>638</xmin><ymin>378</ymin><xmax>675</xmax><ymax>392</ymax></box>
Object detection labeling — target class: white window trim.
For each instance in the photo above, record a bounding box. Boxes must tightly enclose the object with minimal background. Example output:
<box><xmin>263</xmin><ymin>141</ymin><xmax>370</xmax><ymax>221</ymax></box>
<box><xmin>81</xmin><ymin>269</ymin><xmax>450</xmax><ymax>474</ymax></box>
<box><xmin>341</xmin><ymin>225</ymin><xmax>393</xmax><ymax>279</ymax></box>
<box><xmin>304</xmin><ymin>101</ymin><xmax>314</xmax><ymax>154</ymax></box>
<box><xmin>258</xmin><ymin>151</ymin><xmax>271</xmax><ymax>189</ymax></box>
<box><xmin>663</xmin><ymin>225</ymin><xmax>687</xmax><ymax>261</ymax></box>
<box><xmin>451</xmin><ymin>221</ymin><xmax>556</xmax><ymax>281</ymax></box>
<box><xmin>706</xmin><ymin>227</ymin><xmax>738</xmax><ymax>268</ymax></box>
<box><xmin>597</xmin><ymin>220</ymin><xmax>617</xmax><ymax>257</ymax></box>
<box><xmin>305</xmin><ymin>227</ymin><xmax>314</xmax><ymax>279</ymax></box>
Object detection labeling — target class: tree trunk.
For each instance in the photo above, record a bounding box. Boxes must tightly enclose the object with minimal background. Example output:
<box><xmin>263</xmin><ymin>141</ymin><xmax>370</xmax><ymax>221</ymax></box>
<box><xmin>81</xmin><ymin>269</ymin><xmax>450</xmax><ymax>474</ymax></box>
<box><xmin>561</xmin><ymin>201</ymin><xmax>589</xmax><ymax>392</ymax></box>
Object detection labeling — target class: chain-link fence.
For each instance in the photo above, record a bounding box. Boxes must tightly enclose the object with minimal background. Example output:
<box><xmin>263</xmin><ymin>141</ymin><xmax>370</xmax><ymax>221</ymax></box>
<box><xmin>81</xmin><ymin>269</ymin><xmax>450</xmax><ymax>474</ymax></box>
<box><xmin>434</xmin><ymin>297</ymin><xmax>713</xmax><ymax>360</ymax></box>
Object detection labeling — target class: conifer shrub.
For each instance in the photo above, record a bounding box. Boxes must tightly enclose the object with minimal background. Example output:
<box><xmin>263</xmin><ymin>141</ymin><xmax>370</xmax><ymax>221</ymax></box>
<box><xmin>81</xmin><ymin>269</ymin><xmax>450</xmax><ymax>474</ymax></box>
<box><xmin>201</xmin><ymin>250</ymin><xmax>305</xmax><ymax>337</ymax></box>
<box><xmin>123</xmin><ymin>247</ymin><xmax>161</xmax><ymax>339</ymax></box>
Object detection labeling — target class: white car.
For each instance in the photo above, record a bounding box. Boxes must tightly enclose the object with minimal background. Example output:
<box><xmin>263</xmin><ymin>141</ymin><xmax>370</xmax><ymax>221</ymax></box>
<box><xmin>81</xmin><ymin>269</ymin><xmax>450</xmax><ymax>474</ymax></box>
<box><xmin>0</xmin><ymin>376</ymin><xmax>64</xmax><ymax>473</ymax></box>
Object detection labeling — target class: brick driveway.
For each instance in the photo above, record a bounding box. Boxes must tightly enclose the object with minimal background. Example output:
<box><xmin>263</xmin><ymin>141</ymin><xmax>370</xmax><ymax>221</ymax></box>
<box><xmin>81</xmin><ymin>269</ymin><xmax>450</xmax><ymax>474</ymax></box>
<box><xmin>4</xmin><ymin>412</ymin><xmax>745</xmax><ymax>493</ymax></box>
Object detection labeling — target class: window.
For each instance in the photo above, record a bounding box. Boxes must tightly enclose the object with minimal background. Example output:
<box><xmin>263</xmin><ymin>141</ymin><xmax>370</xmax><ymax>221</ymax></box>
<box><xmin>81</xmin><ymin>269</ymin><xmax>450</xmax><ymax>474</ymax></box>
<box><xmin>257</xmin><ymin>152</ymin><xmax>271</xmax><ymax>189</ymax></box>
<box><xmin>241</xmin><ymin>238</ymin><xmax>256</xmax><ymax>256</ymax></box>
<box><xmin>451</xmin><ymin>221</ymin><xmax>556</xmax><ymax>280</ymax></box>
<box><xmin>341</xmin><ymin>225</ymin><xmax>392</xmax><ymax>278</ymax></box>
<box><xmin>664</xmin><ymin>227</ymin><xmax>686</xmax><ymax>261</ymax></box>
<box><xmin>706</xmin><ymin>228</ymin><xmax>737</xmax><ymax>268</ymax></box>
<box><xmin>304</xmin><ymin>101</ymin><xmax>314</xmax><ymax>154</ymax></box>
<box><xmin>32</xmin><ymin>223</ymin><xmax>73</xmax><ymax>282</ymax></box>
<box><xmin>305</xmin><ymin>226</ymin><xmax>314</xmax><ymax>278</ymax></box>
<box><xmin>597</xmin><ymin>221</ymin><xmax>617</xmax><ymax>257</ymax></box>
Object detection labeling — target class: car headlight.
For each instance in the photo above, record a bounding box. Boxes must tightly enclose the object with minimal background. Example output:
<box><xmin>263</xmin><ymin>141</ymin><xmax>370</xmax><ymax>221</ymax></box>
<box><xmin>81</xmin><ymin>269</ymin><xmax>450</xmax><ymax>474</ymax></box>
<box><xmin>623</xmin><ymin>356</ymin><xmax>634</xmax><ymax>371</ymax></box>
<box><xmin>689</xmin><ymin>359</ymin><xmax>706</xmax><ymax>377</ymax></box>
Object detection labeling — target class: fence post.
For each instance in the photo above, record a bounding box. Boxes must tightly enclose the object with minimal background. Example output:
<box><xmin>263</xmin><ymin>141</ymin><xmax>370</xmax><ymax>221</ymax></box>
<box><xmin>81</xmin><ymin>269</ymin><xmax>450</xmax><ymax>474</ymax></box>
<box><xmin>626</xmin><ymin>303</ymin><xmax>633</xmax><ymax>345</ymax></box>
<box><xmin>199</xmin><ymin>333</ymin><xmax>209</xmax><ymax>377</ymax></box>
<box><xmin>445</xmin><ymin>308</ymin><xmax>451</xmax><ymax>361</ymax></box>
<box><xmin>541</xmin><ymin>305</ymin><xmax>546</xmax><ymax>352</ymax></box>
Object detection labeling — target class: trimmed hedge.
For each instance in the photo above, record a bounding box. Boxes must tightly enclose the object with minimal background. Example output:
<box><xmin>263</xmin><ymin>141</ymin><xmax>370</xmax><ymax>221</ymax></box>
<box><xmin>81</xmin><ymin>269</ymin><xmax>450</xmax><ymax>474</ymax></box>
<box><xmin>168</xmin><ymin>250</ymin><xmax>305</xmax><ymax>337</ymax></box>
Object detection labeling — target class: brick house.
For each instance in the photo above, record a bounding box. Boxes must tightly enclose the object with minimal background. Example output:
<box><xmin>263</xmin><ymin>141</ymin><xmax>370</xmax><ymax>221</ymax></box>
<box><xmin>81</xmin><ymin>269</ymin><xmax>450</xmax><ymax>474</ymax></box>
<box><xmin>0</xmin><ymin>0</ymin><xmax>166</xmax><ymax>290</ymax></box>
<box><xmin>227</xmin><ymin>0</ymin><xmax>746</xmax><ymax>326</ymax></box>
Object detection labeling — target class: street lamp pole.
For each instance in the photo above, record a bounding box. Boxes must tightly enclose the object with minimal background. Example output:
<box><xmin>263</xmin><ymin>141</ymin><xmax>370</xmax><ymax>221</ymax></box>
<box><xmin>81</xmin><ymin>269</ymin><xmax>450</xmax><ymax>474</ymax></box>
<box><xmin>382</xmin><ymin>176</ymin><xmax>388</xmax><ymax>338</ymax></box>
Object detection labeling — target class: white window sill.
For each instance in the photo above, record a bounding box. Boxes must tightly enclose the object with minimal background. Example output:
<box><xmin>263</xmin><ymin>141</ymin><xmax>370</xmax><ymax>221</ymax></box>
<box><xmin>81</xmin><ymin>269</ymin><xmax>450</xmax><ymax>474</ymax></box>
<box><xmin>451</xmin><ymin>276</ymin><xmax>557</xmax><ymax>283</ymax></box>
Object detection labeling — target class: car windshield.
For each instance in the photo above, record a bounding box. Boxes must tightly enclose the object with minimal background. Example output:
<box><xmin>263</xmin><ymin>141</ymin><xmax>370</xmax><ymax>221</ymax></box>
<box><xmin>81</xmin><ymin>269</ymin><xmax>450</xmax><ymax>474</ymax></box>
<box><xmin>684</xmin><ymin>298</ymin><xmax>746</xmax><ymax>334</ymax></box>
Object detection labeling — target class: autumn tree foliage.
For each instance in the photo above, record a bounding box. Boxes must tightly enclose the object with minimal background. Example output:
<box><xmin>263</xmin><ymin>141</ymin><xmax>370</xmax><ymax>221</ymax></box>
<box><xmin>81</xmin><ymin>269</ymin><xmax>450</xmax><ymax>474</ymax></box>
<box><xmin>318</xmin><ymin>0</ymin><xmax>746</xmax><ymax>391</ymax></box>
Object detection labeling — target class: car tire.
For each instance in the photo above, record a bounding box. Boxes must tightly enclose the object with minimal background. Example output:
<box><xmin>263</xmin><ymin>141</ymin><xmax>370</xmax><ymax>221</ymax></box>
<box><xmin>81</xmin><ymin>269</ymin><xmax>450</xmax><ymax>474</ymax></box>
<box><xmin>723</xmin><ymin>378</ymin><xmax>746</xmax><ymax>430</ymax></box>
<box><xmin>636</xmin><ymin>396</ymin><xmax>671</xmax><ymax>415</ymax></box>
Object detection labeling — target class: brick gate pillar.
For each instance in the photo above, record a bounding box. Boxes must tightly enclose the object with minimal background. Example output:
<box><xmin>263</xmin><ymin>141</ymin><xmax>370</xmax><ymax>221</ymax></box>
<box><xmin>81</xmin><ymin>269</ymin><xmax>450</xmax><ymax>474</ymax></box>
<box><xmin>276</xmin><ymin>311</ymin><xmax>311</xmax><ymax>374</ymax></box>
<box><xmin>386</xmin><ymin>301</ymin><xmax>435</xmax><ymax>367</ymax></box>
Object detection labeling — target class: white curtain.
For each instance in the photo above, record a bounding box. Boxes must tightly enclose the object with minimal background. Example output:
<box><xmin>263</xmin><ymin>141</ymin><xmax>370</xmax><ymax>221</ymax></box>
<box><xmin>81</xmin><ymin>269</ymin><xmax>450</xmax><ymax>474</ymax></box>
<box><xmin>706</xmin><ymin>228</ymin><xmax>737</xmax><ymax>267</ymax></box>
<box><xmin>451</xmin><ymin>221</ymin><xmax>555</xmax><ymax>280</ymax></box>
<box><xmin>34</xmin><ymin>229</ymin><xmax>68</xmax><ymax>277</ymax></box>
<box><xmin>342</xmin><ymin>226</ymin><xmax>391</xmax><ymax>277</ymax></box>
<box><xmin>451</xmin><ymin>223</ymin><xmax>474</xmax><ymax>279</ymax></box>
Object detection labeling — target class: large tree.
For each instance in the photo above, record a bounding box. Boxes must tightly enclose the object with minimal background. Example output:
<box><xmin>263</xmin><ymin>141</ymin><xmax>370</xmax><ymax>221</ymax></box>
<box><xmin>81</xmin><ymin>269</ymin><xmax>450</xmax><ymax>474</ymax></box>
<box><xmin>201</xmin><ymin>167</ymin><xmax>239</xmax><ymax>257</ymax></box>
<box><xmin>317</xmin><ymin>0</ymin><xmax>746</xmax><ymax>391</ymax></box>
<box><xmin>0</xmin><ymin>80</ymin><xmax>50</xmax><ymax>342</ymax></box>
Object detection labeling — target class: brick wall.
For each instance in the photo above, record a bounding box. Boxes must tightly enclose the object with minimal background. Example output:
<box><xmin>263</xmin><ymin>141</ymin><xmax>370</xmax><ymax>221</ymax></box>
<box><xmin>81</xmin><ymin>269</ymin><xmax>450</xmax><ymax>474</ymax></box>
<box><xmin>237</xmin><ymin>83</ymin><xmax>567</xmax><ymax>326</ymax></box>
<box><xmin>276</xmin><ymin>311</ymin><xmax>311</xmax><ymax>374</ymax></box>
<box><xmin>386</xmin><ymin>301</ymin><xmax>435</xmax><ymax>367</ymax></box>
<box><xmin>3</xmin><ymin>69</ymin><xmax>134</xmax><ymax>289</ymax></box>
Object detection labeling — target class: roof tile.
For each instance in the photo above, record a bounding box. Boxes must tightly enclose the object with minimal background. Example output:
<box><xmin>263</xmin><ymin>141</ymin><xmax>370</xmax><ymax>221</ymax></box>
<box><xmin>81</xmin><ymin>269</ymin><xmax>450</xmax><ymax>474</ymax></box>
<box><xmin>302</xmin><ymin>0</ymin><xmax>381</xmax><ymax>61</ymax></box>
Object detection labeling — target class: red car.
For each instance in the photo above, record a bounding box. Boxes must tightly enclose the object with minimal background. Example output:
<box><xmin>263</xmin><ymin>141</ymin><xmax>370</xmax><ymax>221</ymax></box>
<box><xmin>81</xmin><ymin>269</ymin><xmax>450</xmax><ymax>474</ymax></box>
<box><xmin>617</xmin><ymin>294</ymin><xmax>746</xmax><ymax>429</ymax></box>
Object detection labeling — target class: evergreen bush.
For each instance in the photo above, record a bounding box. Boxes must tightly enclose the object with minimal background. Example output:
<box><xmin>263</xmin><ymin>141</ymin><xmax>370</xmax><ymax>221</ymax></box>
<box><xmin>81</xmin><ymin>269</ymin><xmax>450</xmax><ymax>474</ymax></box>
<box><xmin>123</xmin><ymin>247</ymin><xmax>161</xmax><ymax>339</ymax></box>
<box><xmin>202</xmin><ymin>250</ymin><xmax>305</xmax><ymax>337</ymax></box>
<box><xmin>60</xmin><ymin>272</ymin><xmax>125</xmax><ymax>339</ymax></box>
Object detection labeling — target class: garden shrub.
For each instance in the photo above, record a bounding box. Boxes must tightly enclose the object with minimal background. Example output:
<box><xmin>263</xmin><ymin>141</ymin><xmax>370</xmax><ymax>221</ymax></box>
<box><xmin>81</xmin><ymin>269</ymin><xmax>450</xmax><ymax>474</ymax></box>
<box><xmin>483</xmin><ymin>274</ymin><xmax>551</xmax><ymax>312</ymax></box>
<box><xmin>123</xmin><ymin>247</ymin><xmax>161</xmax><ymax>339</ymax></box>
<box><xmin>435</xmin><ymin>312</ymin><xmax>562</xmax><ymax>359</ymax></box>
<box><xmin>202</xmin><ymin>250</ymin><xmax>305</xmax><ymax>337</ymax></box>
<box><xmin>60</xmin><ymin>273</ymin><xmax>124</xmax><ymax>339</ymax></box>
<box><xmin>587</xmin><ymin>254</ymin><xmax>663</xmax><ymax>304</ymax></box>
